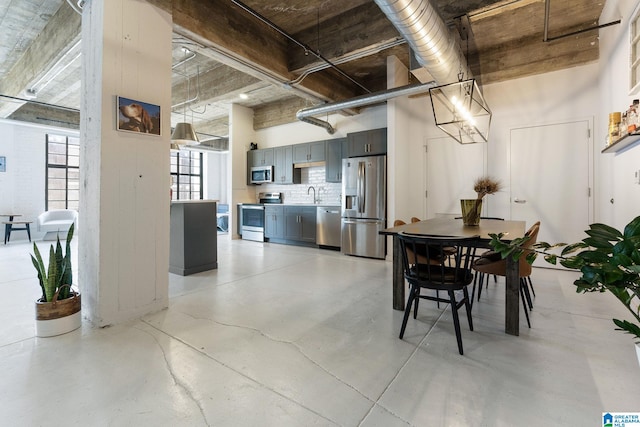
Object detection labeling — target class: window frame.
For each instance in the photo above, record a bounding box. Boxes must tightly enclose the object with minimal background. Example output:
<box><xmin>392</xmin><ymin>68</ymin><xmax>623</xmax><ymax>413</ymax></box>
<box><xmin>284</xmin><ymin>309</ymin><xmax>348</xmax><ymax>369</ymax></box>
<box><xmin>630</xmin><ymin>4</ymin><xmax>640</xmax><ymax>94</ymax></box>
<box><xmin>170</xmin><ymin>150</ymin><xmax>203</xmax><ymax>201</ymax></box>
<box><xmin>45</xmin><ymin>133</ymin><xmax>80</xmax><ymax>211</ymax></box>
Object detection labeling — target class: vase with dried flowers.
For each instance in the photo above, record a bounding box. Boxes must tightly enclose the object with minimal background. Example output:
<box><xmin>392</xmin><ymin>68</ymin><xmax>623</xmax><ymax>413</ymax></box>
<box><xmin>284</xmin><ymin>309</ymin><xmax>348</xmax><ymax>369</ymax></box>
<box><xmin>460</xmin><ymin>176</ymin><xmax>502</xmax><ymax>226</ymax></box>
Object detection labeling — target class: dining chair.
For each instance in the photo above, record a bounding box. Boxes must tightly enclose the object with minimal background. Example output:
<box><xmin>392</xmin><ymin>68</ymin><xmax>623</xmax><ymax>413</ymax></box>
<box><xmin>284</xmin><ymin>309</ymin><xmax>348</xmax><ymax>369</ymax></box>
<box><xmin>397</xmin><ymin>233</ymin><xmax>480</xmax><ymax>355</ymax></box>
<box><xmin>410</xmin><ymin>217</ymin><xmax>421</xmax><ymax>223</ymax></box>
<box><xmin>471</xmin><ymin>221</ymin><xmax>541</xmax><ymax>328</ymax></box>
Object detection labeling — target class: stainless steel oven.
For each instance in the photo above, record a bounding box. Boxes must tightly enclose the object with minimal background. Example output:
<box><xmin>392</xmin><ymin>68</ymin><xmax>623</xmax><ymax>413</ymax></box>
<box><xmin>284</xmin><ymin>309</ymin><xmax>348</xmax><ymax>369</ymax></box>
<box><xmin>241</xmin><ymin>204</ymin><xmax>266</xmax><ymax>242</ymax></box>
<box><xmin>241</xmin><ymin>192</ymin><xmax>282</xmax><ymax>242</ymax></box>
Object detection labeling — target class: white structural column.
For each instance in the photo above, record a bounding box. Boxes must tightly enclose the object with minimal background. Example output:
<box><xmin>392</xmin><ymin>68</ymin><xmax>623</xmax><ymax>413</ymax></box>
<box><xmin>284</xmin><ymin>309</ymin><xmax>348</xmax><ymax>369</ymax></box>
<box><xmin>386</xmin><ymin>55</ymin><xmax>411</xmax><ymax>232</ymax></box>
<box><xmin>79</xmin><ymin>1</ymin><xmax>171</xmax><ymax>326</ymax></box>
<box><xmin>229</xmin><ymin>104</ymin><xmax>256</xmax><ymax>239</ymax></box>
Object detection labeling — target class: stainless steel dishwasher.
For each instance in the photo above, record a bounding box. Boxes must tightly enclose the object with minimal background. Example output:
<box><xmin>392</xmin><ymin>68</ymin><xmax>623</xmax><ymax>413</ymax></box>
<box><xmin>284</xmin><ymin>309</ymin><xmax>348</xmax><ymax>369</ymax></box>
<box><xmin>316</xmin><ymin>206</ymin><xmax>341</xmax><ymax>248</ymax></box>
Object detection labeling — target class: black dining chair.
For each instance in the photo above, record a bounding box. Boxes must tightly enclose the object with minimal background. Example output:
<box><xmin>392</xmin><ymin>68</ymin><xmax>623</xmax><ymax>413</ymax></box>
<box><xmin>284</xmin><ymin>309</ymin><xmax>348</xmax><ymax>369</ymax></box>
<box><xmin>397</xmin><ymin>233</ymin><xmax>480</xmax><ymax>355</ymax></box>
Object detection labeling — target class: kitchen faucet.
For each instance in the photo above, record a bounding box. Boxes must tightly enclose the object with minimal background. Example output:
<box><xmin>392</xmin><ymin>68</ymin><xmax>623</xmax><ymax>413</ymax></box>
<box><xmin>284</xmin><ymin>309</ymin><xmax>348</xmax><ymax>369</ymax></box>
<box><xmin>307</xmin><ymin>186</ymin><xmax>318</xmax><ymax>204</ymax></box>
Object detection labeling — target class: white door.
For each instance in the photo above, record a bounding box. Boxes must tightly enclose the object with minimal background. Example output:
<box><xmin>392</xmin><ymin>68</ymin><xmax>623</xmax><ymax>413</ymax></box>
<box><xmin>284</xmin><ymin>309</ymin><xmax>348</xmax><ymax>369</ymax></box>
<box><xmin>510</xmin><ymin>120</ymin><xmax>592</xmax><ymax>267</ymax></box>
<box><xmin>425</xmin><ymin>137</ymin><xmax>487</xmax><ymax>219</ymax></box>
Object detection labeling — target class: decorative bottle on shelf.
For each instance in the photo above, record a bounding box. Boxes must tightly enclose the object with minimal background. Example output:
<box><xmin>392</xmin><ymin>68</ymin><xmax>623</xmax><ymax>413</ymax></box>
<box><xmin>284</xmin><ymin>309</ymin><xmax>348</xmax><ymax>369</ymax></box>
<box><xmin>627</xmin><ymin>100</ymin><xmax>639</xmax><ymax>135</ymax></box>
<box><xmin>620</xmin><ymin>112</ymin><xmax>629</xmax><ymax>139</ymax></box>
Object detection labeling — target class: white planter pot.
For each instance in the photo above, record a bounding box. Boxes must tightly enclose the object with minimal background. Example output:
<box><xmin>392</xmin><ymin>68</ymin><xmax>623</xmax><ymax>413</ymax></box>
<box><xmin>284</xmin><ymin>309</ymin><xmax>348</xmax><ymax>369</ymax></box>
<box><xmin>35</xmin><ymin>311</ymin><xmax>81</xmax><ymax>337</ymax></box>
<box><xmin>34</xmin><ymin>291</ymin><xmax>81</xmax><ymax>338</ymax></box>
<box><xmin>636</xmin><ymin>343</ymin><xmax>640</xmax><ymax>367</ymax></box>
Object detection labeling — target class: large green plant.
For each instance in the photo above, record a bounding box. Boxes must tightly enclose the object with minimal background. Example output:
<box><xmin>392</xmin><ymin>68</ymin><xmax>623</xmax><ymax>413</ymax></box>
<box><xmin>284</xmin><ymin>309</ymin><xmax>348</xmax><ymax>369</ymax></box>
<box><xmin>30</xmin><ymin>223</ymin><xmax>75</xmax><ymax>302</ymax></box>
<box><xmin>489</xmin><ymin>216</ymin><xmax>640</xmax><ymax>342</ymax></box>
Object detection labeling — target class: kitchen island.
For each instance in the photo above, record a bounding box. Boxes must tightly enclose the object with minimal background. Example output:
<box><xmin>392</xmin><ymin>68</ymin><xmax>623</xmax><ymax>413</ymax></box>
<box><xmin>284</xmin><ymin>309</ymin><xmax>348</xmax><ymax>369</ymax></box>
<box><xmin>170</xmin><ymin>200</ymin><xmax>218</xmax><ymax>276</ymax></box>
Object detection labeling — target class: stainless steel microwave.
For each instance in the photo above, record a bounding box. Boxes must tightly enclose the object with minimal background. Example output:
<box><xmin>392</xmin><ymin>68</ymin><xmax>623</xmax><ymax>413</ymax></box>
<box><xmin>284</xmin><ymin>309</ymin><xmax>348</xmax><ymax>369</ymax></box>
<box><xmin>250</xmin><ymin>165</ymin><xmax>273</xmax><ymax>184</ymax></box>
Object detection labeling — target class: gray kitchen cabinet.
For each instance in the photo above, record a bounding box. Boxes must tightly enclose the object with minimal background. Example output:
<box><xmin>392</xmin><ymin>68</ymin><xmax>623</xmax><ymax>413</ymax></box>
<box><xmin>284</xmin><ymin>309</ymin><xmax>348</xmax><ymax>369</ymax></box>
<box><xmin>248</xmin><ymin>148</ymin><xmax>274</xmax><ymax>167</ymax></box>
<box><xmin>273</xmin><ymin>146</ymin><xmax>301</xmax><ymax>184</ymax></box>
<box><xmin>325</xmin><ymin>137</ymin><xmax>346</xmax><ymax>182</ymax></box>
<box><xmin>284</xmin><ymin>206</ymin><xmax>316</xmax><ymax>243</ymax></box>
<box><xmin>347</xmin><ymin>128</ymin><xmax>387</xmax><ymax>157</ymax></box>
<box><xmin>264</xmin><ymin>205</ymin><xmax>284</xmax><ymax>239</ymax></box>
<box><xmin>293</xmin><ymin>141</ymin><xmax>326</xmax><ymax>163</ymax></box>
<box><xmin>247</xmin><ymin>148</ymin><xmax>274</xmax><ymax>184</ymax></box>
<box><xmin>170</xmin><ymin>201</ymin><xmax>217</xmax><ymax>276</ymax></box>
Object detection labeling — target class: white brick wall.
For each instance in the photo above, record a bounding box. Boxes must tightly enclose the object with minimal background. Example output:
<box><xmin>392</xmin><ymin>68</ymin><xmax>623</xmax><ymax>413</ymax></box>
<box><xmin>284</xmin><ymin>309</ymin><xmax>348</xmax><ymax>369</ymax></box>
<box><xmin>257</xmin><ymin>165</ymin><xmax>341</xmax><ymax>205</ymax></box>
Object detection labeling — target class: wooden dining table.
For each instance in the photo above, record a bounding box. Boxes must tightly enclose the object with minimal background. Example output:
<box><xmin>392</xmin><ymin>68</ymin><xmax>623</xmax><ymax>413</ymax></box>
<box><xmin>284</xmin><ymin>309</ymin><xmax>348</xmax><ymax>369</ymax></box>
<box><xmin>380</xmin><ymin>217</ymin><xmax>527</xmax><ymax>336</ymax></box>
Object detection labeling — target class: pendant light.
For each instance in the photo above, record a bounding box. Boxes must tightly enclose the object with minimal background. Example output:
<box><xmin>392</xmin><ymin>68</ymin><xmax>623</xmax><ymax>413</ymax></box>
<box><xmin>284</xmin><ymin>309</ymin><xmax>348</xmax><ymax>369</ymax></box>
<box><xmin>171</xmin><ymin>47</ymin><xmax>199</xmax><ymax>146</ymax></box>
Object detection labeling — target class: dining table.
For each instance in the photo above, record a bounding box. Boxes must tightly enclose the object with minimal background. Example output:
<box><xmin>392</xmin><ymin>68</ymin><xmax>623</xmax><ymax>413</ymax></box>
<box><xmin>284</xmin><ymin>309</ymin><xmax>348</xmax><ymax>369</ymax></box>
<box><xmin>380</xmin><ymin>217</ymin><xmax>527</xmax><ymax>336</ymax></box>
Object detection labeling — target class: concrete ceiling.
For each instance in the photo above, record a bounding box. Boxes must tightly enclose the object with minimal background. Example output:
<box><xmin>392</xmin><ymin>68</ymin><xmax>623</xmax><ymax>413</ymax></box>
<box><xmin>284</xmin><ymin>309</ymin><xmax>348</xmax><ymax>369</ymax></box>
<box><xmin>0</xmin><ymin>0</ymin><xmax>607</xmax><ymax>137</ymax></box>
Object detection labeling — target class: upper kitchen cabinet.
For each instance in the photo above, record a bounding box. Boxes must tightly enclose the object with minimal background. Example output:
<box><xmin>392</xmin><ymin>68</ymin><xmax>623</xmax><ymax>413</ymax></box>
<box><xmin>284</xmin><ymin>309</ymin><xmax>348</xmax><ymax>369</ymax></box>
<box><xmin>248</xmin><ymin>148</ymin><xmax>274</xmax><ymax>167</ymax></box>
<box><xmin>347</xmin><ymin>128</ymin><xmax>387</xmax><ymax>157</ymax></box>
<box><xmin>247</xmin><ymin>148</ymin><xmax>275</xmax><ymax>185</ymax></box>
<box><xmin>325</xmin><ymin>138</ymin><xmax>346</xmax><ymax>183</ymax></box>
<box><xmin>293</xmin><ymin>141</ymin><xmax>326</xmax><ymax>164</ymax></box>
<box><xmin>274</xmin><ymin>146</ymin><xmax>301</xmax><ymax>184</ymax></box>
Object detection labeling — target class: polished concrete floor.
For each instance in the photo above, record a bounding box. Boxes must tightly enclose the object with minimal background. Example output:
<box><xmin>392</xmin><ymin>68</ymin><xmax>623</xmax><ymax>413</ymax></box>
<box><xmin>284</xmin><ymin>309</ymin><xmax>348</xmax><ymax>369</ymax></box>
<box><xmin>1</xmin><ymin>235</ymin><xmax>638</xmax><ymax>426</ymax></box>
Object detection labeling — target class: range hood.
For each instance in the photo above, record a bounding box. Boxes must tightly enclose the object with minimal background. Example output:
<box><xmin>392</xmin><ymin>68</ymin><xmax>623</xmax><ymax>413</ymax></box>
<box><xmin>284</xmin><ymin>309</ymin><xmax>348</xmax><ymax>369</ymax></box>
<box><xmin>294</xmin><ymin>160</ymin><xmax>325</xmax><ymax>169</ymax></box>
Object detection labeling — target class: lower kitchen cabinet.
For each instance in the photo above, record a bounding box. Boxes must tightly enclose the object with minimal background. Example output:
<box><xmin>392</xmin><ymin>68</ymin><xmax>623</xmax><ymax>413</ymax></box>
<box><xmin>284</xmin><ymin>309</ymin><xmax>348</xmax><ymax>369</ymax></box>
<box><xmin>284</xmin><ymin>206</ymin><xmax>316</xmax><ymax>243</ymax></box>
<box><xmin>264</xmin><ymin>205</ymin><xmax>284</xmax><ymax>239</ymax></box>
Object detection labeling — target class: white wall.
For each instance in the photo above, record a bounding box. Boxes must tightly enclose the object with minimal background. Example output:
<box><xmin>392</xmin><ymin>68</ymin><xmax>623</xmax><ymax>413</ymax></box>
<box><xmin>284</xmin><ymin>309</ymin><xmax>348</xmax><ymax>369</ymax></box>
<box><xmin>254</xmin><ymin>105</ymin><xmax>386</xmax><ymax>149</ymax></box>
<box><xmin>204</xmin><ymin>151</ymin><xmax>229</xmax><ymax>205</ymax></box>
<box><xmin>482</xmin><ymin>63</ymin><xmax>600</xmax><ymax>221</ymax></box>
<box><xmin>0</xmin><ymin>119</ymin><xmax>79</xmax><ymax>241</ymax></box>
<box><xmin>598</xmin><ymin>0</ymin><xmax>640</xmax><ymax>228</ymax></box>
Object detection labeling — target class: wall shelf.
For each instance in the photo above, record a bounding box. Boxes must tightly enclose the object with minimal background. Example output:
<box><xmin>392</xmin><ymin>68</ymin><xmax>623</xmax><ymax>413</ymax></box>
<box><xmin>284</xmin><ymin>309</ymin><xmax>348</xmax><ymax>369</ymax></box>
<box><xmin>602</xmin><ymin>132</ymin><xmax>640</xmax><ymax>153</ymax></box>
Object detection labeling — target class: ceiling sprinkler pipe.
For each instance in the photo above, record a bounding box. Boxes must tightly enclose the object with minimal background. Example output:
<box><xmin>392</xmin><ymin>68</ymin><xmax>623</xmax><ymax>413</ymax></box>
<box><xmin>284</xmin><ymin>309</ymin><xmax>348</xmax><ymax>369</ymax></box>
<box><xmin>296</xmin><ymin>82</ymin><xmax>436</xmax><ymax>134</ymax></box>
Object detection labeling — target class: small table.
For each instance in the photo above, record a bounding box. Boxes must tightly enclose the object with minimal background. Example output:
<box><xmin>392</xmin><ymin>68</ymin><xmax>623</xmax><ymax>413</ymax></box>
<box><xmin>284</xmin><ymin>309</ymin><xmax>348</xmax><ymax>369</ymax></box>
<box><xmin>380</xmin><ymin>217</ymin><xmax>526</xmax><ymax>336</ymax></box>
<box><xmin>1</xmin><ymin>214</ymin><xmax>31</xmax><ymax>244</ymax></box>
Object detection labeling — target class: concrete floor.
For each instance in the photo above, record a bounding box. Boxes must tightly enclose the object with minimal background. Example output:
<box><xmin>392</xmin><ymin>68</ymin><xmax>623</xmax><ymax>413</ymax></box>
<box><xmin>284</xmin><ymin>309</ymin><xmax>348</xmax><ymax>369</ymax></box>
<box><xmin>1</xmin><ymin>235</ymin><xmax>638</xmax><ymax>426</ymax></box>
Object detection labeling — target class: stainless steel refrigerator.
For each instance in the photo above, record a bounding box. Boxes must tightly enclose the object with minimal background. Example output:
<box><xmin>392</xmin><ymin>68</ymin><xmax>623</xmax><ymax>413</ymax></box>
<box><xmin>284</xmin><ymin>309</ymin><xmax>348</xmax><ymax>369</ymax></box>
<box><xmin>341</xmin><ymin>155</ymin><xmax>386</xmax><ymax>259</ymax></box>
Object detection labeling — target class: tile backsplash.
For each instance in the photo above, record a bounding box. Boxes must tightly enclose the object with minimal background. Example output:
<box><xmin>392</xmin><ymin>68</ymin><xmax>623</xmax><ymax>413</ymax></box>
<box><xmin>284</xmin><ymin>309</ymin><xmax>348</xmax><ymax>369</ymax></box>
<box><xmin>256</xmin><ymin>166</ymin><xmax>341</xmax><ymax>205</ymax></box>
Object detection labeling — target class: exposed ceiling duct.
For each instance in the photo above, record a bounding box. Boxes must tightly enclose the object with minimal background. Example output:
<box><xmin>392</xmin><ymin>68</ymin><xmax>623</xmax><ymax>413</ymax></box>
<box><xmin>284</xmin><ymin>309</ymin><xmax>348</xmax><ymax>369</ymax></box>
<box><xmin>374</xmin><ymin>0</ymin><xmax>468</xmax><ymax>85</ymax></box>
<box><xmin>298</xmin><ymin>0</ymin><xmax>474</xmax><ymax>134</ymax></box>
<box><xmin>296</xmin><ymin>82</ymin><xmax>437</xmax><ymax>134</ymax></box>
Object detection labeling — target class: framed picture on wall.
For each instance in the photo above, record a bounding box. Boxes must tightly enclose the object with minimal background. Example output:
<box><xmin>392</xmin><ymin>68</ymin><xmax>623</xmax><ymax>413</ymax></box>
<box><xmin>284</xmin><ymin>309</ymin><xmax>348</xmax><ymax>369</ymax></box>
<box><xmin>116</xmin><ymin>96</ymin><xmax>161</xmax><ymax>136</ymax></box>
<box><xmin>0</xmin><ymin>156</ymin><xmax>5</xmax><ymax>172</ymax></box>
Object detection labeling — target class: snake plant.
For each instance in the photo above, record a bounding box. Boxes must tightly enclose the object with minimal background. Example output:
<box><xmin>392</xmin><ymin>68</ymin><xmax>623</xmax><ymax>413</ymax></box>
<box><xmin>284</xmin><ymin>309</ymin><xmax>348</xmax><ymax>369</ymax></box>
<box><xmin>30</xmin><ymin>223</ymin><xmax>75</xmax><ymax>302</ymax></box>
<box><xmin>489</xmin><ymin>216</ymin><xmax>640</xmax><ymax>342</ymax></box>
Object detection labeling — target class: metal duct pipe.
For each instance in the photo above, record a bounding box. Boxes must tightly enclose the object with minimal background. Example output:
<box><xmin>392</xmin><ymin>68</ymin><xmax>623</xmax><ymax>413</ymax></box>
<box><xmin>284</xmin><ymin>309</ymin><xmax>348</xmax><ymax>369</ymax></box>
<box><xmin>374</xmin><ymin>0</ymin><xmax>467</xmax><ymax>85</ymax></box>
<box><xmin>297</xmin><ymin>0</ymin><xmax>466</xmax><ymax>132</ymax></box>
<box><xmin>296</xmin><ymin>82</ymin><xmax>437</xmax><ymax>133</ymax></box>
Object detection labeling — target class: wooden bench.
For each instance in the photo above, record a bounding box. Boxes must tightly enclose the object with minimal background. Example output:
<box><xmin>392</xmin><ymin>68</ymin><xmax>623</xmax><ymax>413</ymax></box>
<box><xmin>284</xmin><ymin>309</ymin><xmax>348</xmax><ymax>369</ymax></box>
<box><xmin>3</xmin><ymin>221</ymin><xmax>32</xmax><ymax>244</ymax></box>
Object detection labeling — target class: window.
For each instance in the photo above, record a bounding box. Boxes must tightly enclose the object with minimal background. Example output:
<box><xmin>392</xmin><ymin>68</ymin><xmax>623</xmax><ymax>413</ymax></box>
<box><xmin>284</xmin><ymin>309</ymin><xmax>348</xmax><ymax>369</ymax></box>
<box><xmin>170</xmin><ymin>150</ymin><xmax>203</xmax><ymax>200</ymax></box>
<box><xmin>631</xmin><ymin>6</ymin><xmax>640</xmax><ymax>93</ymax></box>
<box><xmin>46</xmin><ymin>134</ymin><xmax>79</xmax><ymax>210</ymax></box>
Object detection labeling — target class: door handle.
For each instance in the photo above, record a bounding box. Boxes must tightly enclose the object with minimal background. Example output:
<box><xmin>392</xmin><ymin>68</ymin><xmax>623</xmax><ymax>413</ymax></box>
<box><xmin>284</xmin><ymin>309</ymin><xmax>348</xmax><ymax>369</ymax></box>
<box><xmin>514</xmin><ymin>198</ymin><xmax>527</xmax><ymax>204</ymax></box>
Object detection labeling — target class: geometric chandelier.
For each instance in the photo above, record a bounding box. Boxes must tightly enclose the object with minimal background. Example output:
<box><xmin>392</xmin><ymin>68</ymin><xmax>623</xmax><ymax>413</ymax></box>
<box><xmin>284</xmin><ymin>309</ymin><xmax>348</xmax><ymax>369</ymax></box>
<box><xmin>429</xmin><ymin>78</ymin><xmax>492</xmax><ymax>144</ymax></box>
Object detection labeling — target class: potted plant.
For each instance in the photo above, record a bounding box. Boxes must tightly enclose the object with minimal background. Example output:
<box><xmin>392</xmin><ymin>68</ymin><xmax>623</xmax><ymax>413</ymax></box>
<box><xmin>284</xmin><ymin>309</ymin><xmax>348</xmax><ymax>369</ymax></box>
<box><xmin>489</xmin><ymin>216</ymin><xmax>640</xmax><ymax>362</ymax></box>
<box><xmin>461</xmin><ymin>176</ymin><xmax>502</xmax><ymax>226</ymax></box>
<box><xmin>30</xmin><ymin>223</ymin><xmax>81</xmax><ymax>337</ymax></box>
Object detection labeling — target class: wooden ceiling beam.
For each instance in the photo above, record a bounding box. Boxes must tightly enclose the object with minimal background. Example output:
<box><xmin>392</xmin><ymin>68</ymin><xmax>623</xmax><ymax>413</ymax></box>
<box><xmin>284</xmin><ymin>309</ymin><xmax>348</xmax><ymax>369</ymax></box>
<box><xmin>469</xmin><ymin>31</ymin><xmax>598</xmax><ymax>85</ymax></box>
<box><xmin>169</xmin><ymin>0</ymin><xmax>363</xmax><ymax>104</ymax></box>
<box><xmin>287</xmin><ymin>2</ymin><xmax>402</xmax><ymax>73</ymax></box>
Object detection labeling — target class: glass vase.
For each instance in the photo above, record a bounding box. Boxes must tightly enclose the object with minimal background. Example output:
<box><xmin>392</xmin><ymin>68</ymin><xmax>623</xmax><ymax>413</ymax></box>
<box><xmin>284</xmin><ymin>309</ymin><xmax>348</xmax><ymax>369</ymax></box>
<box><xmin>460</xmin><ymin>199</ymin><xmax>482</xmax><ymax>226</ymax></box>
